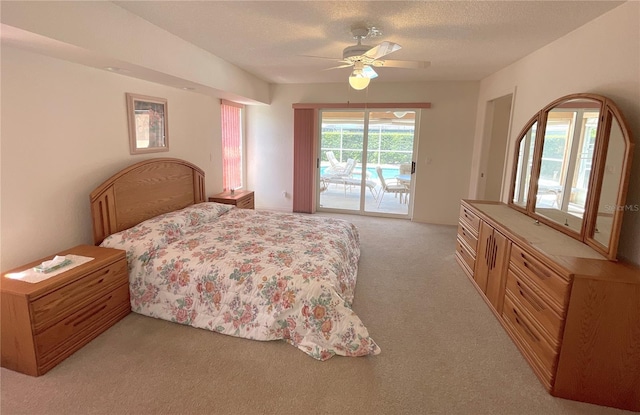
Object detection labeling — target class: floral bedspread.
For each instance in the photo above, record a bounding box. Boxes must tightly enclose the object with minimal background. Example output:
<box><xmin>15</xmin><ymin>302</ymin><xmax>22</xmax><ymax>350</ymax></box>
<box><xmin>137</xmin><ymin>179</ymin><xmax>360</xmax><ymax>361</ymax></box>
<box><xmin>101</xmin><ymin>203</ymin><xmax>380</xmax><ymax>360</ymax></box>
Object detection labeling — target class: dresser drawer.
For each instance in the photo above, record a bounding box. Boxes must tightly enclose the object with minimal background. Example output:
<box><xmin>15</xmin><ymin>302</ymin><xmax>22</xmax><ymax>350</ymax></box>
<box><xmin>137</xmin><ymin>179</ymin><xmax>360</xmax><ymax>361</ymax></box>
<box><xmin>35</xmin><ymin>282</ymin><xmax>130</xmax><ymax>360</ymax></box>
<box><xmin>503</xmin><ymin>294</ymin><xmax>558</xmax><ymax>380</ymax></box>
<box><xmin>456</xmin><ymin>237</ymin><xmax>476</xmax><ymax>274</ymax></box>
<box><xmin>30</xmin><ymin>258</ymin><xmax>128</xmax><ymax>333</ymax></box>
<box><xmin>457</xmin><ymin>221</ymin><xmax>478</xmax><ymax>253</ymax></box>
<box><xmin>505</xmin><ymin>268</ymin><xmax>563</xmax><ymax>343</ymax></box>
<box><xmin>459</xmin><ymin>205</ymin><xmax>480</xmax><ymax>233</ymax></box>
<box><xmin>509</xmin><ymin>244</ymin><xmax>569</xmax><ymax>309</ymax></box>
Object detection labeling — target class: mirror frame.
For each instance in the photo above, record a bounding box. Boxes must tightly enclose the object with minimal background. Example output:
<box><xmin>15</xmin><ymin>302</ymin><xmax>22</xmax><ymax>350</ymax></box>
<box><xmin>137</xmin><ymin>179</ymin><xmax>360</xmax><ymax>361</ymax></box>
<box><xmin>508</xmin><ymin>93</ymin><xmax>634</xmax><ymax>260</ymax></box>
<box><xmin>509</xmin><ymin>116</ymin><xmax>541</xmax><ymax>213</ymax></box>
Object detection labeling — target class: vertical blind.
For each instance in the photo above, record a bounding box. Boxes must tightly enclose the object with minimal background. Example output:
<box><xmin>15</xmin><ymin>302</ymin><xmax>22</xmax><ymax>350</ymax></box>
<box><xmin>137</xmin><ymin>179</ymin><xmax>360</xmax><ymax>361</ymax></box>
<box><xmin>293</xmin><ymin>108</ymin><xmax>316</xmax><ymax>213</ymax></box>
<box><xmin>220</xmin><ymin>100</ymin><xmax>244</xmax><ymax>191</ymax></box>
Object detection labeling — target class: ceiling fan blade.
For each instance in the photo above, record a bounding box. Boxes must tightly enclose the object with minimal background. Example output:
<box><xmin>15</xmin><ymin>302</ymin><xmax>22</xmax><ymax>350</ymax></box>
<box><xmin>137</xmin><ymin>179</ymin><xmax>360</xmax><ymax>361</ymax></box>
<box><xmin>363</xmin><ymin>41</ymin><xmax>402</xmax><ymax>60</ymax></box>
<box><xmin>373</xmin><ymin>59</ymin><xmax>431</xmax><ymax>69</ymax></box>
<box><xmin>323</xmin><ymin>64</ymin><xmax>354</xmax><ymax>71</ymax></box>
<box><xmin>362</xmin><ymin>65</ymin><xmax>378</xmax><ymax>79</ymax></box>
<box><xmin>301</xmin><ymin>54</ymin><xmax>345</xmax><ymax>62</ymax></box>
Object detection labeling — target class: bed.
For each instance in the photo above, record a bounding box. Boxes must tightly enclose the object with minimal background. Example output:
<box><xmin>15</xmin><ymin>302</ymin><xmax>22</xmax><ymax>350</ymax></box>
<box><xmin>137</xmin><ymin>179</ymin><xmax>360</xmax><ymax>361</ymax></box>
<box><xmin>90</xmin><ymin>158</ymin><xmax>380</xmax><ymax>360</ymax></box>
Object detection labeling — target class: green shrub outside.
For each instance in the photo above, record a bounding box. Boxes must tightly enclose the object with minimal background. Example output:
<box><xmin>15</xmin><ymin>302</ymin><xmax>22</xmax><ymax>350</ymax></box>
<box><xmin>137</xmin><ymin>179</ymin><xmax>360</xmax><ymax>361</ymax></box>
<box><xmin>321</xmin><ymin>131</ymin><xmax>413</xmax><ymax>165</ymax></box>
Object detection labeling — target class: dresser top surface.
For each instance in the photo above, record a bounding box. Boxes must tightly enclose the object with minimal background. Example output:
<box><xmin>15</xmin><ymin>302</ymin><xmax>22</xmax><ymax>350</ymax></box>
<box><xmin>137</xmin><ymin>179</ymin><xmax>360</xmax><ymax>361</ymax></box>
<box><xmin>466</xmin><ymin>201</ymin><xmax>640</xmax><ymax>283</ymax></box>
<box><xmin>468</xmin><ymin>202</ymin><xmax>606</xmax><ymax>260</ymax></box>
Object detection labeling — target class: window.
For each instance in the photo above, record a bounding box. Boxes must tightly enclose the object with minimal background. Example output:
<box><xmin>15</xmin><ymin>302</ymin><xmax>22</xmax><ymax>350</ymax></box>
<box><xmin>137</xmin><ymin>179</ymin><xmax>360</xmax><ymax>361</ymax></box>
<box><xmin>220</xmin><ymin>100</ymin><xmax>245</xmax><ymax>191</ymax></box>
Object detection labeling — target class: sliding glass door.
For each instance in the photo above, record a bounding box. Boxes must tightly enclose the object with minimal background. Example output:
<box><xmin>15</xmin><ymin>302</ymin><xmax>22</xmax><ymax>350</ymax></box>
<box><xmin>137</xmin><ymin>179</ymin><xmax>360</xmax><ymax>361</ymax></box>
<box><xmin>317</xmin><ymin>109</ymin><xmax>417</xmax><ymax>217</ymax></box>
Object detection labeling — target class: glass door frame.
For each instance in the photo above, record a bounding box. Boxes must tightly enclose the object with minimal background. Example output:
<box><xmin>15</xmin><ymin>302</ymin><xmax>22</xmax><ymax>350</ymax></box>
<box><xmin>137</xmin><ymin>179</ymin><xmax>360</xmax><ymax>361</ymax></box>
<box><xmin>316</xmin><ymin>108</ymin><xmax>420</xmax><ymax>219</ymax></box>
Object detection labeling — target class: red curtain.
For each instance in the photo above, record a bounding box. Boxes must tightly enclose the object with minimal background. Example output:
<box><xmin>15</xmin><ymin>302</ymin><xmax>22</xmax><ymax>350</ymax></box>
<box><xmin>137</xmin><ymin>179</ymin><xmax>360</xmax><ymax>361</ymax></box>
<box><xmin>221</xmin><ymin>100</ymin><xmax>244</xmax><ymax>190</ymax></box>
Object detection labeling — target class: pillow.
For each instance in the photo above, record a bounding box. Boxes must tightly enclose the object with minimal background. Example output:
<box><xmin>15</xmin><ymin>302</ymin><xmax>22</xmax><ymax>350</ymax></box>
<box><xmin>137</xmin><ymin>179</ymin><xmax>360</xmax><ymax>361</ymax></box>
<box><xmin>135</xmin><ymin>210</ymin><xmax>188</xmax><ymax>243</ymax></box>
<box><xmin>100</xmin><ymin>211</ymin><xmax>186</xmax><ymax>250</ymax></box>
<box><xmin>101</xmin><ymin>203</ymin><xmax>233</xmax><ymax>251</ymax></box>
<box><xmin>178</xmin><ymin>202</ymin><xmax>234</xmax><ymax>227</ymax></box>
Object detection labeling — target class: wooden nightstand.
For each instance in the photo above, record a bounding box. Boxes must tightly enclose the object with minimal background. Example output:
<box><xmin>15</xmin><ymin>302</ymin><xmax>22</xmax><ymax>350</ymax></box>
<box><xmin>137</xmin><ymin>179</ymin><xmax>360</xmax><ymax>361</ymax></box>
<box><xmin>209</xmin><ymin>190</ymin><xmax>255</xmax><ymax>209</ymax></box>
<box><xmin>1</xmin><ymin>245</ymin><xmax>130</xmax><ymax>376</ymax></box>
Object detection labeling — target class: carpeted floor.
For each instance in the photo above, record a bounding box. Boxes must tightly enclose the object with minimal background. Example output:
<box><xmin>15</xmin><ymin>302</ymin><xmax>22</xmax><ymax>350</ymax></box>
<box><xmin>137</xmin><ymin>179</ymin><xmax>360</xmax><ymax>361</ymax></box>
<box><xmin>0</xmin><ymin>214</ymin><xmax>634</xmax><ymax>415</ymax></box>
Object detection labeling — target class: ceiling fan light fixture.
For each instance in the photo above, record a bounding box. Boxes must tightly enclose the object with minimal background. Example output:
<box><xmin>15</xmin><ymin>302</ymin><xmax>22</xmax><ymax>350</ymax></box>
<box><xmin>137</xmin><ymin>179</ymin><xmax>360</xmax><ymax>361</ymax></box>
<box><xmin>348</xmin><ymin>71</ymin><xmax>370</xmax><ymax>90</ymax></box>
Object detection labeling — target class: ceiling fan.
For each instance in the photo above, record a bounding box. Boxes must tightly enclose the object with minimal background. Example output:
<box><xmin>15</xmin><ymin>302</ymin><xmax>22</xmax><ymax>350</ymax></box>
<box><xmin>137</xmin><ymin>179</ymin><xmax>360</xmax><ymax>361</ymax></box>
<box><xmin>319</xmin><ymin>26</ymin><xmax>431</xmax><ymax>90</ymax></box>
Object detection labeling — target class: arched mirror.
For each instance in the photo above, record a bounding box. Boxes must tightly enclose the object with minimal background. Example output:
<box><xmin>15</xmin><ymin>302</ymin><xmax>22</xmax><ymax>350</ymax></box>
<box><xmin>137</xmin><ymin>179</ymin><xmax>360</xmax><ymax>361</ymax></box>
<box><xmin>511</xmin><ymin>120</ymin><xmax>537</xmax><ymax>209</ymax></box>
<box><xmin>508</xmin><ymin>93</ymin><xmax>634</xmax><ymax>260</ymax></box>
<box><xmin>533</xmin><ymin>97</ymin><xmax>600</xmax><ymax>235</ymax></box>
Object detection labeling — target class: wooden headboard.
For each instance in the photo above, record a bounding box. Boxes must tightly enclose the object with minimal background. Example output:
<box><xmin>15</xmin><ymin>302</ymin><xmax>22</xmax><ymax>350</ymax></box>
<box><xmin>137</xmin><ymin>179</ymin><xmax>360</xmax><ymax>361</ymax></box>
<box><xmin>90</xmin><ymin>158</ymin><xmax>205</xmax><ymax>245</ymax></box>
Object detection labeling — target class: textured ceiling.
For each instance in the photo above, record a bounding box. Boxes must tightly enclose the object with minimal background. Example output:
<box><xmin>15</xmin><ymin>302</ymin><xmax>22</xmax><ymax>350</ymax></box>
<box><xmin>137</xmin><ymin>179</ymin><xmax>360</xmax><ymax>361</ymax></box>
<box><xmin>114</xmin><ymin>1</ymin><xmax>623</xmax><ymax>84</ymax></box>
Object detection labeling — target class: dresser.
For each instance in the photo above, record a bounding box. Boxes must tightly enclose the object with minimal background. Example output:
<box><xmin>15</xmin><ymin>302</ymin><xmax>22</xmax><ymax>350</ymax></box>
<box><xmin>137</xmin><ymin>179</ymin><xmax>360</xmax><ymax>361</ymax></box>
<box><xmin>209</xmin><ymin>190</ymin><xmax>254</xmax><ymax>209</ymax></box>
<box><xmin>1</xmin><ymin>245</ymin><xmax>130</xmax><ymax>376</ymax></box>
<box><xmin>455</xmin><ymin>200</ymin><xmax>640</xmax><ymax>411</ymax></box>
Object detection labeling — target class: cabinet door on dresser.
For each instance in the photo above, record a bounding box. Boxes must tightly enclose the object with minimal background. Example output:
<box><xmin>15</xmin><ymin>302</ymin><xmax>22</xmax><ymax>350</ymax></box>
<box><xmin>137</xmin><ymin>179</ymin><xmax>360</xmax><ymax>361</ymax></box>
<box><xmin>475</xmin><ymin>221</ymin><xmax>510</xmax><ymax>312</ymax></box>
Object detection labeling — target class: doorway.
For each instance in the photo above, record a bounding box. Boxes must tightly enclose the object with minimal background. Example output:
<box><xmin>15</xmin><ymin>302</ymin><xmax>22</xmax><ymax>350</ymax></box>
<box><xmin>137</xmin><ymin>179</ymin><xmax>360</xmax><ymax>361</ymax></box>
<box><xmin>481</xmin><ymin>94</ymin><xmax>513</xmax><ymax>201</ymax></box>
<box><xmin>317</xmin><ymin>109</ymin><xmax>418</xmax><ymax>217</ymax></box>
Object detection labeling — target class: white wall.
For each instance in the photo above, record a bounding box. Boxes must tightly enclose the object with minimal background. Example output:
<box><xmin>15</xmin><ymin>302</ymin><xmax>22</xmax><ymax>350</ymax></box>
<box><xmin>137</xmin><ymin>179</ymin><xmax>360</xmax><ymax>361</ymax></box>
<box><xmin>2</xmin><ymin>1</ymin><xmax>270</xmax><ymax>104</ymax></box>
<box><xmin>246</xmin><ymin>81</ymin><xmax>480</xmax><ymax>225</ymax></box>
<box><xmin>0</xmin><ymin>48</ymin><xmax>479</xmax><ymax>272</ymax></box>
<box><xmin>0</xmin><ymin>47</ymin><xmax>224</xmax><ymax>271</ymax></box>
<box><xmin>470</xmin><ymin>1</ymin><xmax>640</xmax><ymax>264</ymax></box>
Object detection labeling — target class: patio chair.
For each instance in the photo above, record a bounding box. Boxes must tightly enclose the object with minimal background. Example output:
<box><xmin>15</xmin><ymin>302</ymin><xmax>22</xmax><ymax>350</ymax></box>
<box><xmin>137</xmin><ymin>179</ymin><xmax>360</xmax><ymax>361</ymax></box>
<box><xmin>327</xmin><ymin>151</ymin><xmax>340</xmax><ymax>168</ymax></box>
<box><xmin>324</xmin><ymin>157</ymin><xmax>356</xmax><ymax>179</ymax></box>
<box><xmin>325</xmin><ymin>151</ymin><xmax>349</xmax><ymax>175</ymax></box>
<box><xmin>375</xmin><ymin>166</ymin><xmax>408</xmax><ymax>207</ymax></box>
<box><xmin>339</xmin><ymin>176</ymin><xmax>379</xmax><ymax>199</ymax></box>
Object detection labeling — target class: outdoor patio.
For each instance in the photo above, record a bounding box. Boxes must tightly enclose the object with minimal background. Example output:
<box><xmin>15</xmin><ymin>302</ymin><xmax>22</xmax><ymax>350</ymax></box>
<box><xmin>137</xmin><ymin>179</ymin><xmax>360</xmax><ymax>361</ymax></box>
<box><xmin>318</xmin><ymin>179</ymin><xmax>410</xmax><ymax>215</ymax></box>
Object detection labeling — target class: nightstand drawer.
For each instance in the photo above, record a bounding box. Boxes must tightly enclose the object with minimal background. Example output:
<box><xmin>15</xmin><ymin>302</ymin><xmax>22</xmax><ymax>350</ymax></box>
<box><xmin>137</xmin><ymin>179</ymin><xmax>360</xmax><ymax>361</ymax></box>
<box><xmin>209</xmin><ymin>190</ymin><xmax>255</xmax><ymax>210</ymax></box>
<box><xmin>31</xmin><ymin>258</ymin><xmax>128</xmax><ymax>333</ymax></box>
<box><xmin>236</xmin><ymin>194</ymin><xmax>254</xmax><ymax>209</ymax></box>
<box><xmin>35</xmin><ymin>282</ymin><xmax>130</xmax><ymax>360</ymax></box>
<box><xmin>1</xmin><ymin>245</ymin><xmax>130</xmax><ymax>376</ymax></box>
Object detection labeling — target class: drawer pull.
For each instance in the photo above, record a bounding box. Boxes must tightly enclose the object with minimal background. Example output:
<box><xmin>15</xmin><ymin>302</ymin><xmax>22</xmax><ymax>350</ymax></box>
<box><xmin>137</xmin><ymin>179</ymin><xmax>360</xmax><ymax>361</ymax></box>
<box><xmin>66</xmin><ymin>296</ymin><xmax>112</xmax><ymax>327</ymax></box>
<box><xmin>513</xmin><ymin>308</ymin><xmax>540</xmax><ymax>343</ymax></box>
<box><xmin>516</xmin><ymin>281</ymin><xmax>546</xmax><ymax>312</ymax></box>
<box><xmin>521</xmin><ymin>253</ymin><xmax>551</xmax><ymax>279</ymax></box>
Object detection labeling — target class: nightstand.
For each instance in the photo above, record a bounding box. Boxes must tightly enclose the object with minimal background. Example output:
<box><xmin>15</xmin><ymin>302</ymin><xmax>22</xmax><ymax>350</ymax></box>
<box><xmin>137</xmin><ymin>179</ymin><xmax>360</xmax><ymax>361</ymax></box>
<box><xmin>1</xmin><ymin>245</ymin><xmax>130</xmax><ymax>376</ymax></box>
<box><xmin>209</xmin><ymin>190</ymin><xmax>255</xmax><ymax>209</ymax></box>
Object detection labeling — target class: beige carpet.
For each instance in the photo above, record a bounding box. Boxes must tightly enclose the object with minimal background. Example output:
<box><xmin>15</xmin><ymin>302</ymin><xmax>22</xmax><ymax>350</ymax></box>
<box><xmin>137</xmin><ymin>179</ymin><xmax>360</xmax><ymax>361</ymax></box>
<box><xmin>0</xmin><ymin>214</ymin><xmax>633</xmax><ymax>415</ymax></box>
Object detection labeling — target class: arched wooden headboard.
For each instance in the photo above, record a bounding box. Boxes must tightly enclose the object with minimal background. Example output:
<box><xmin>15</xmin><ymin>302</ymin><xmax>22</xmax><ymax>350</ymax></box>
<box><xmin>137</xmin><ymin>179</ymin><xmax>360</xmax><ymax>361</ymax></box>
<box><xmin>90</xmin><ymin>158</ymin><xmax>205</xmax><ymax>245</ymax></box>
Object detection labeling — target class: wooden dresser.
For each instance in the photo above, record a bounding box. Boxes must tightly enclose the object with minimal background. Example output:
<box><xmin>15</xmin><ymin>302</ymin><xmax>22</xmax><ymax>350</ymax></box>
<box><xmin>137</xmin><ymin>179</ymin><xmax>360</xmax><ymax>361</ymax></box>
<box><xmin>209</xmin><ymin>190</ymin><xmax>254</xmax><ymax>209</ymax></box>
<box><xmin>455</xmin><ymin>200</ymin><xmax>640</xmax><ymax>411</ymax></box>
<box><xmin>1</xmin><ymin>245</ymin><xmax>130</xmax><ymax>376</ymax></box>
